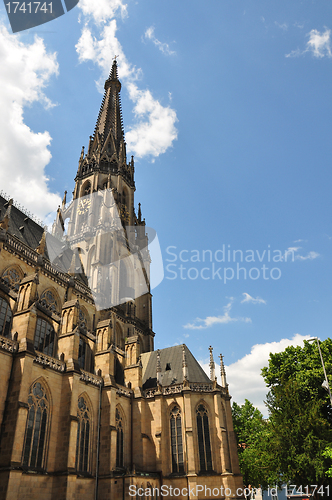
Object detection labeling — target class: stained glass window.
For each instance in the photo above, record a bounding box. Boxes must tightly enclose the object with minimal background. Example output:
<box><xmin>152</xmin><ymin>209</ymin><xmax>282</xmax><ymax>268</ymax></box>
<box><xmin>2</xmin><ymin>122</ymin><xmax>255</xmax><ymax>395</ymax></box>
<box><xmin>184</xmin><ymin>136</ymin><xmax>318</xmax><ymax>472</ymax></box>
<box><xmin>22</xmin><ymin>381</ymin><xmax>48</xmax><ymax>469</ymax></box>
<box><xmin>2</xmin><ymin>267</ymin><xmax>21</xmax><ymax>291</ymax></box>
<box><xmin>170</xmin><ymin>406</ymin><xmax>184</xmax><ymax>473</ymax></box>
<box><xmin>0</xmin><ymin>297</ymin><xmax>12</xmax><ymax>338</ymax></box>
<box><xmin>116</xmin><ymin>408</ymin><xmax>124</xmax><ymax>468</ymax></box>
<box><xmin>196</xmin><ymin>404</ymin><xmax>212</xmax><ymax>472</ymax></box>
<box><xmin>34</xmin><ymin>318</ymin><xmax>56</xmax><ymax>357</ymax></box>
<box><xmin>40</xmin><ymin>290</ymin><xmax>58</xmax><ymax>313</ymax></box>
<box><xmin>76</xmin><ymin>396</ymin><xmax>90</xmax><ymax>472</ymax></box>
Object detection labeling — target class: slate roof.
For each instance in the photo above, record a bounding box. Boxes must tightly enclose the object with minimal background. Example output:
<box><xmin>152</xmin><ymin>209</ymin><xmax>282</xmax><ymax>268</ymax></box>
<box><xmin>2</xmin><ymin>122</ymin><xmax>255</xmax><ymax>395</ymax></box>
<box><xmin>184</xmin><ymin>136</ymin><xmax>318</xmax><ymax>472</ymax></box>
<box><xmin>141</xmin><ymin>344</ymin><xmax>211</xmax><ymax>390</ymax></box>
<box><xmin>0</xmin><ymin>196</ymin><xmax>88</xmax><ymax>285</ymax></box>
<box><xmin>0</xmin><ymin>195</ymin><xmax>44</xmax><ymax>251</ymax></box>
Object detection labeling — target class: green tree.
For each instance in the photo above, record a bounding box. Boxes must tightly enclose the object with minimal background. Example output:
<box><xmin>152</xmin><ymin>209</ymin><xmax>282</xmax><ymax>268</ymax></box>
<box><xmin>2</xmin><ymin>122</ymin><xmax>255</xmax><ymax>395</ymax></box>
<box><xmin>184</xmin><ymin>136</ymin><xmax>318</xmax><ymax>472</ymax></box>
<box><xmin>262</xmin><ymin>338</ymin><xmax>332</xmax><ymax>486</ymax></box>
<box><xmin>232</xmin><ymin>399</ymin><xmax>278</xmax><ymax>489</ymax></box>
<box><xmin>322</xmin><ymin>446</ymin><xmax>332</xmax><ymax>478</ymax></box>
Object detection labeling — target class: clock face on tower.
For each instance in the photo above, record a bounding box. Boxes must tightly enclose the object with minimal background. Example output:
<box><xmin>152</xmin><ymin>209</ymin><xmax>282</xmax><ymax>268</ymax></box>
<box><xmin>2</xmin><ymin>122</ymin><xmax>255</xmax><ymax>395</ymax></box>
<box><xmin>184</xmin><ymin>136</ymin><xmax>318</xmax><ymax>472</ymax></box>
<box><xmin>77</xmin><ymin>198</ymin><xmax>91</xmax><ymax>215</ymax></box>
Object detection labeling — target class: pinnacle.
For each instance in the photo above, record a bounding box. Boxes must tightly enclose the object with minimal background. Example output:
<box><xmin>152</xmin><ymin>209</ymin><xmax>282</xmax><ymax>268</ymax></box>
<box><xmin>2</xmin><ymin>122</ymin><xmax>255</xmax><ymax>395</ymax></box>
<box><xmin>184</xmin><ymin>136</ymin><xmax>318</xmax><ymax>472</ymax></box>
<box><xmin>109</xmin><ymin>58</ymin><xmax>119</xmax><ymax>81</ymax></box>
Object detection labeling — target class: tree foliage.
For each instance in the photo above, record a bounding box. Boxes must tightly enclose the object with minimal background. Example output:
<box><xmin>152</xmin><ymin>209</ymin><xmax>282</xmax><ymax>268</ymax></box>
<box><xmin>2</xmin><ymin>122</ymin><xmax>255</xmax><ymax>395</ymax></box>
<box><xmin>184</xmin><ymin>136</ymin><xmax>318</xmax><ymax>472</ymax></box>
<box><xmin>232</xmin><ymin>399</ymin><xmax>278</xmax><ymax>489</ymax></box>
<box><xmin>261</xmin><ymin>338</ymin><xmax>332</xmax><ymax>485</ymax></box>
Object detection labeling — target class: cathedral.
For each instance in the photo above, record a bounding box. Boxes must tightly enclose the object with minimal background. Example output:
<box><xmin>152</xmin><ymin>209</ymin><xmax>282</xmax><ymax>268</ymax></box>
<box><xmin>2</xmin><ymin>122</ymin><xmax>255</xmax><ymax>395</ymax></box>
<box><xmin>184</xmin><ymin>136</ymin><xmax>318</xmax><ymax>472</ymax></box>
<box><xmin>0</xmin><ymin>60</ymin><xmax>244</xmax><ymax>500</ymax></box>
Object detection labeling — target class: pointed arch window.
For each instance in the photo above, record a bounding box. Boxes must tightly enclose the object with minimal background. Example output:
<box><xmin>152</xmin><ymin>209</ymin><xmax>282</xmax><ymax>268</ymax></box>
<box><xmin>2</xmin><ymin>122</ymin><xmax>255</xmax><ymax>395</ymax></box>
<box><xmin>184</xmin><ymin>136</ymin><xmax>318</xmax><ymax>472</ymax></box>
<box><xmin>34</xmin><ymin>318</ymin><xmax>56</xmax><ymax>357</ymax></box>
<box><xmin>196</xmin><ymin>404</ymin><xmax>212</xmax><ymax>472</ymax></box>
<box><xmin>170</xmin><ymin>405</ymin><xmax>184</xmax><ymax>473</ymax></box>
<box><xmin>2</xmin><ymin>267</ymin><xmax>21</xmax><ymax>291</ymax></box>
<box><xmin>78</xmin><ymin>337</ymin><xmax>94</xmax><ymax>373</ymax></box>
<box><xmin>116</xmin><ymin>408</ymin><xmax>124</xmax><ymax>468</ymax></box>
<box><xmin>76</xmin><ymin>396</ymin><xmax>91</xmax><ymax>472</ymax></box>
<box><xmin>22</xmin><ymin>381</ymin><xmax>49</xmax><ymax>469</ymax></box>
<box><xmin>0</xmin><ymin>297</ymin><xmax>12</xmax><ymax>338</ymax></box>
<box><xmin>40</xmin><ymin>290</ymin><xmax>58</xmax><ymax>313</ymax></box>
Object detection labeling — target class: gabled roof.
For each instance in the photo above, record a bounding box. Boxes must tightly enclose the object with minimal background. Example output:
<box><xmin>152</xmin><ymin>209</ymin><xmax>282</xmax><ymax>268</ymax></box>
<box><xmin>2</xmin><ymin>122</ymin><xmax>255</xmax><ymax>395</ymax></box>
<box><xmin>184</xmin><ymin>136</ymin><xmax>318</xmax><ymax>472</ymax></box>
<box><xmin>141</xmin><ymin>344</ymin><xmax>211</xmax><ymax>390</ymax></box>
<box><xmin>0</xmin><ymin>195</ymin><xmax>44</xmax><ymax>250</ymax></box>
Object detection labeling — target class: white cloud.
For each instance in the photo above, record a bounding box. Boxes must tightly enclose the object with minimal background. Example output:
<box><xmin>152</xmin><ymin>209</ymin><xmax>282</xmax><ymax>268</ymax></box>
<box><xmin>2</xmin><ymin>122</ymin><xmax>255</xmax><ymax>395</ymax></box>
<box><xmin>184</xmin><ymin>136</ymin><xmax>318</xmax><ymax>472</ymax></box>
<box><xmin>0</xmin><ymin>24</ymin><xmax>61</xmax><ymax>219</ymax></box>
<box><xmin>183</xmin><ymin>300</ymin><xmax>251</xmax><ymax>330</ymax></box>
<box><xmin>144</xmin><ymin>26</ymin><xmax>175</xmax><ymax>56</ymax></box>
<box><xmin>283</xmin><ymin>246</ymin><xmax>320</xmax><ymax>261</ymax></box>
<box><xmin>126</xmin><ymin>83</ymin><xmax>177</xmax><ymax>158</ymax></box>
<box><xmin>241</xmin><ymin>293</ymin><xmax>266</xmax><ymax>305</ymax></box>
<box><xmin>76</xmin><ymin>6</ymin><xmax>178</xmax><ymax>159</ymax></box>
<box><xmin>286</xmin><ymin>28</ymin><xmax>332</xmax><ymax>58</ymax></box>
<box><xmin>307</xmin><ymin>28</ymin><xmax>332</xmax><ymax>58</ymax></box>
<box><xmin>199</xmin><ymin>334</ymin><xmax>310</xmax><ymax>416</ymax></box>
<box><xmin>296</xmin><ymin>250</ymin><xmax>320</xmax><ymax>261</ymax></box>
<box><xmin>275</xmin><ymin>22</ymin><xmax>288</xmax><ymax>31</ymax></box>
<box><xmin>78</xmin><ymin>0</ymin><xmax>127</xmax><ymax>23</ymax></box>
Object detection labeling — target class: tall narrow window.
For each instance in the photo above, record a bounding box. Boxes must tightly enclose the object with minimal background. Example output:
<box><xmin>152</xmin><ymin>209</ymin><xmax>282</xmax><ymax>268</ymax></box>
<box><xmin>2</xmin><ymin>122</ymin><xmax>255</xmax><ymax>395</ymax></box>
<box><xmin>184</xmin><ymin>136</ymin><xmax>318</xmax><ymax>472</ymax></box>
<box><xmin>116</xmin><ymin>408</ymin><xmax>124</xmax><ymax>468</ymax></box>
<box><xmin>78</xmin><ymin>337</ymin><xmax>86</xmax><ymax>369</ymax></box>
<box><xmin>170</xmin><ymin>406</ymin><xmax>184</xmax><ymax>473</ymax></box>
<box><xmin>196</xmin><ymin>404</ymin><xmax>212</xmax><ymax>472</ymax></box>
<box><xmin>76</xmin><ymin>396</ymin><xmax>91</xmax><ymax>472</ymax></box>
<box><xmin>22</xmin><ymin>381</ymin><xmax>49</xmax><ymax>469</ymax></box>
<box><xmin>0</xmin><ymin>297</ymin><xmax>12</xmax><ymax>338</ymax></box>
<box><xmin>34</xmin><ymin>318</ymin><xmax>56</xmax><ymax>357</ymax></box>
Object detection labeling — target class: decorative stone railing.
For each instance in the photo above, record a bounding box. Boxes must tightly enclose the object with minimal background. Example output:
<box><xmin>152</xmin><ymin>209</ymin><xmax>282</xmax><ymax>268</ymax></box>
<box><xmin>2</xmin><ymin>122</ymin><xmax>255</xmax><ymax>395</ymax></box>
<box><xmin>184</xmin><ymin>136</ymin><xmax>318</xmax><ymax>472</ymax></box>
<box><xmin>189</xmin><ymin>383</ymin><xmax>214</xmax><ymax>392</ymax></box>
<box><xmin>34</xmin><ymin>352</ymin><xmax>66</xmax><ymax>372</ymax></box>
<box><xmin>80</xmin><ymin>369</ymin><xmax>103</xmax><ymax>387</ymax></box>
<box><xmin>144</xmin><ymin>382</ymin><xmax>215</xmax><ymax>399</ymax></box>
<box><xmin>0</xmin><ymin>336</ymin><xmax>18</xmax><ymax>353</ymax></box>
<box><xmin>5</xmin><ymin>234</ymin><xmax>38</xmax><ymax>263</ymax></box>
<box><xmin>4</xmin><ymin>233</ymin><xmax>94</xmax><ymax>301</ymax></box>
<box><xmin>116</xmin><ymin>387</ymin><xmax>133</xmax><ymax>398</ymax></box>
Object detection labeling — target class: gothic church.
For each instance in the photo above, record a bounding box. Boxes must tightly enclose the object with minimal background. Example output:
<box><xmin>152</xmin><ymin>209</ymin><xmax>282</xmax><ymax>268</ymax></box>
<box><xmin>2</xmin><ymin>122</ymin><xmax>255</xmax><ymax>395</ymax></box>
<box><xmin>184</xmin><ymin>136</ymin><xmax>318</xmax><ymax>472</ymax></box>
<box><xmin>0</xmin><ymin>60</ymin><xmax>243</xmax><ymax>500</ymax></box>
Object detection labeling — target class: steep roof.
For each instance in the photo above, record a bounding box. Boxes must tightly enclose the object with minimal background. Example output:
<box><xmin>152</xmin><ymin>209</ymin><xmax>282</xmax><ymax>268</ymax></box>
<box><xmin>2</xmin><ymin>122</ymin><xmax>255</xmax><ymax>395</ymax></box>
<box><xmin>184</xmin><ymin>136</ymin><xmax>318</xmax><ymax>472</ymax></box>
<box><xmin>141</xmin><ymin>344</ymin><xmax>211</xmax><ymax>390</ymax></box>
<box><xmin>0</xmin><ymin>195</ymin><xmax>44</xmax><ymax>250</ymax></box>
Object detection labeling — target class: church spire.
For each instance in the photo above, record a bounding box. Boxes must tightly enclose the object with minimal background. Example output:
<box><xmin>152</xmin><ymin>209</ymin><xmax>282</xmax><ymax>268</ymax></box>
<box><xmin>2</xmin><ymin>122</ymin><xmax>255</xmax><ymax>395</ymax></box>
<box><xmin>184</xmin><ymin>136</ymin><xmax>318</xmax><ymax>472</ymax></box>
<box><xmin>92</xmin><ymin>58</ymin><xmax>125</xmax><ymax>158</ymax></box>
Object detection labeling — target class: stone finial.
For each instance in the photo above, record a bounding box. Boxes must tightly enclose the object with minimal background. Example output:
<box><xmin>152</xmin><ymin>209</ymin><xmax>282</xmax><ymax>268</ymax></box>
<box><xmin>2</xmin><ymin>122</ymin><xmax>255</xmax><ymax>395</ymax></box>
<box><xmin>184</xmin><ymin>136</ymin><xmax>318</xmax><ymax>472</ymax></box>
<box><xmin>36</xmin><ymin>231</ymin><xmax>47</xmax><ymax>256</ymax></box>
<box><xmin>219</xmin><ymin>353</ymin><xmax>227</xmax><ymax>388</ymax></box>
<box><xmin>0</xmin><ymin>198</ymin><xmax>13</xmax><ymax>231</ymax></box>
<box><xmin>182</xmin><ymin>344</ymin><xmax>188</xmax><ymax>381</ymax></box>
<box><xmin>156</xmin><ymin>349</ymin><xmax>162</xmax><ymax>386</ymax></box>
<box><xmin>62</xmin><ymin>190</ymin><xmax>67</xmax><ymax>208</ymax></box>
<box><xmin>138</xmin><ymin>203</ymin><xmax>142</xmax><ymax>223</ymax></box>
<box><xmin>69</xmin><ymin>252</ymin><xmax>77</xmax><ymax>276</ymax></box>
<box><xmin>209</xmin><ymin>345</ymin><xmax>216</xmax><ymax>381</ymax></box>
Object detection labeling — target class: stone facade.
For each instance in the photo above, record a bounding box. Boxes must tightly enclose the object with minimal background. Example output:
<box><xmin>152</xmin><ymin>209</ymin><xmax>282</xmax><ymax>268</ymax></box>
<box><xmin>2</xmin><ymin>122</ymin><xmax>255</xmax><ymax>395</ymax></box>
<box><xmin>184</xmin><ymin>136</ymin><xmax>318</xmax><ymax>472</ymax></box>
<box><xmin>0</xmin><ymin>60</ymin><xmax>244</xmax><ymax>500</ymax></box>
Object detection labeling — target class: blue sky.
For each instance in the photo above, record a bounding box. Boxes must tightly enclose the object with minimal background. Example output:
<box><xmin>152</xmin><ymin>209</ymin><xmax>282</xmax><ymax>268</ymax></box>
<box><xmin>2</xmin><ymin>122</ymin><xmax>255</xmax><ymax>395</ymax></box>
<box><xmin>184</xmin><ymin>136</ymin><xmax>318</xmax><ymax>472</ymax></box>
<box><xmin>1</xmin><ymin>0</ymin><xmax>332</xmax><ymax>414</ymax></box>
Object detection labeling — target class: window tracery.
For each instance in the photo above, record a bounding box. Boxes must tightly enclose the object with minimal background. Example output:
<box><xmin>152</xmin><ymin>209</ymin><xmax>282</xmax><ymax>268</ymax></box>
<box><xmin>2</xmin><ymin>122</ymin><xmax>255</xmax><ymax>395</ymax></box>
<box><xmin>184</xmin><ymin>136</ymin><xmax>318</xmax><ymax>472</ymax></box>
<box><xmin>196</xmin><ymin>404</ymin><xmax>212</xmax><ymax>472</ymax></box>
<box><xmin>116</xmin><ymin>408</ymin><xmax>124</xmax><ymax>468</ymax></box>
<box><xmin>34</xmin><ymin>318</ymin><xmax>56</xmax><ymax>357</ymax></box>
<box><xmin>22</xmin><ymin>381</ymin><xmax>49</xmax><ymax>469</ymax></box>
<box><xmin>76</xmin><ymin>396</ymin><xmax>91</xmax><ymax>472</ymax></box>
<box><xmin>40</xmin><ymin>290</ymin><xmax>58</xmax><ymax>313</ymax></box>
<box><xmin>0</xmin><ymin>297</ymin><xmax>12</xmax><ymax>338</ymax></box>
<box><xmin>170</xmin><ymin>405</ymin><xmax>184</xmax><ymax>473</ymax></box>
<box><xmin>2</xmin><ymin>267</ymin><xmax>21</xmax><ymax>291</ymax></box>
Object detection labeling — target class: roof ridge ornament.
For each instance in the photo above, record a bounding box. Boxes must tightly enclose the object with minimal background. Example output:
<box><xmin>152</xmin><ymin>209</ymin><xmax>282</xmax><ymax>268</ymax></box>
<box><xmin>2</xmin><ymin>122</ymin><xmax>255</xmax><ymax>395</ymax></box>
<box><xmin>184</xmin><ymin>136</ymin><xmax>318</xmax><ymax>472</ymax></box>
<box><xmin>219</xmin><ymin>353</ymin><xmax>227</xmax><ymax>388</ymax></box>
<box><xmin>182</xmin><ymin>344</ymin><xmax>188</xmax><ymax>381</ymax></box>
<box><xmin>209</xmin><ymin>345</ymin><xmax>216</xmax><ymax>381</ymax></box>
